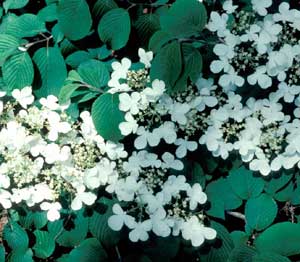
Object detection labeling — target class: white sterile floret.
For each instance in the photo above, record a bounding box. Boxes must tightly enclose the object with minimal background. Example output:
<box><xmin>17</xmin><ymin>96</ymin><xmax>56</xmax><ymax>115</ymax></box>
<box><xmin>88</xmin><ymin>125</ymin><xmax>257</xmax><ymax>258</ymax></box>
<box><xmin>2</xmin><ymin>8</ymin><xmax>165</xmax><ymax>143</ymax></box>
<box><xmin>142</xmin><ymin>79</ymin><xmax>165</xmax><ymax>102</ymax></box>
<box><xmin>111</xmin><ymin>58</ymin><xmax>131</xmax><ymax>80</ymax></box>
<box><xmin>108</xmin><ymin>78</ymin><xmax>130</xmax><ymax>94</ymax></box>
<box><xmin>119</xmin><ymin>92</ymin><xmax>141</xmax><ymax>115</ymax></box>
<box><xmin>0</xmin><ymin>174</ymin><xmax>10</xmax><ymax>189</ymax></box>
<box><xmin>273</xmin><ymin>2</ymin><xmax>300</xmax><ymax>29</ymax></box>
<box><xmin>0</xmin><ymin>190</ymin><xmax>12</xmax><ymax>209</ymax></box>
<box><xmin>249</xmin><ymin>158</ymin><xmax>271</xmax><ymax>176</ymax></box>
<box><xmin>169</xmin><ymin>102</ymin><xmax>191</xmax><ymax>125</ymax></box>
<box><xmin>119</xmin><ymin>112</ymin><xmax>138</xmax><ymax>136</ymax></box>
<box><xmin>150</xmin><ymin>208</ymin><xmax>172</xmax><ymax>237</ymax></box>
<box><xmin>174</xmin><ymin>138</ymin><xmax>198</xmax><ymax>158</ymax></box>
<box><xmin>12</xmin><ymin>86</ymin><xmax>34</xmax><ymax>109</ymax></box>
<box><xmin>251</xmin><ymin>0</ymin><xmax>272</xmax><ymax>16</ymax></box>
<box><xmin>40</xmin><ymin>202</ymin><xmax>62</xmax><ymax>221</ymax></box>
<box><xmin>84</xmin><ymin>159</ymin><xmax>116</xmax><ymax>189</ymax></box>
<box><xmin>0</xmin><ymin>91</ymin><xmax>6</xmax><ymax>115</ymax></box>
<box><xmin>153</xmin><ymin>121</ymin><xmax>177</xmax><ymax>144</ymax></box>
<box><xmin>129</xmin><ymin>220</ymin><xmax>152</xmax><ymax>242</ymax></box>
<box><xmin>207</xmin><ymin>12</ymin><xmax>229</xmax><ymax>37</ymax></box>
<box><xmin>40</xmin><ymin>95</ymin><xmax>70</xmax><ymax>111</ymax></box>
<box><xmin>181</xmin><ymin>216</ymin><xmax>217</xmax><ymax>247</ymax></box>
<box><xmin>199</xmin><ymin>126</ymin><xmax>223</xmax><ymax>152</ymax></box>
<box><xmin>138</xmin><ymin>48</ymin><xmax>153</xmax><ymax>68</ymax></box>
<box><xmin>276</xmin><ymin>82</ymin><xmax>300</xmax><ymax>103</ymax></box>
<box><xmin>161</xmin><ymin>152</ymin><xmax>184</xmax><ymax>170</ymax></box>
<box><xmin>260</xmin><ymin>100</ymin><xmax>284</xmax><ymax>125</ymax></box>
<box><xmin>114</xmin><ymin>175</ymin><xmax>141</xmax><ymax>201</ymax></box>
<box><xmin>222</xmin><ymin>0</ymin><xmax>238</xmax><ymax>14</ymax></box>
<box><xmin>41</xmin><ymin>144</ymin><xmax>70</xmax><ymax>164</ymax></box>
<box><xmin>162</xmin><ymin>175</ymin><xmax>189</xmax><ymax>202</ymax></box>
<box><xmin>187</xmin><ymin>184</ymin><xmax>207</xmax><ymax>210</ymax></box>
<box><xmin>103</xmin><ymin>141</ymin><xmax>128</xmax><ymax>160</ymax></box>
<box><xmin>71</xmin><ymin>187</ymin><xmax>97</xmax><ymax>210</ymax></box>
<box><xmin>247</xmin><ymin>66</ymin><xmax>272</xmax><ymax>89</ymax></box>
<box><xmin>134</xmin><ymin>126</ymin><xmax>160</xmax><ymax>149</ymax></box>
<box><xmin>241</xmin><ymin>24</ymin><xmax>260</xmax><ymax>42</ymax></box>
<box><xmin>47</xmin><ymin>111</ymin><xmax>72</xmax><ymax>141</ymax></box>
<box><xmin>108</xmin><ymin>204</ymin><xmax>136</xmax><ymax>231</ymax></box>
<box><xmin>218</xmin><ymin>68</ymin><xmax>245</xmax><ymax>89</ymax></box>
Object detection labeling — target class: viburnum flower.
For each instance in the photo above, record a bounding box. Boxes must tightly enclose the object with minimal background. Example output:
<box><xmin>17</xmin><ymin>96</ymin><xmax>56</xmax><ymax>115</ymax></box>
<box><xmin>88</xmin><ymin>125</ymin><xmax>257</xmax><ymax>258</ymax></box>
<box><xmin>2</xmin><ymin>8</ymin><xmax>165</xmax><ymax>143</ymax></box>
<box><xmin>40</xmin><ymin>202</ymin><xmax>62</xmax><ymax>221</ymax></box>
<box><xmin>187</xmin><ymin>184</ymin><xmax>207</xmax><ymax>210</ymax></box>
<box><xmin>161</xmin><ymin>152</ymin><xmax>184</xmax><ymax>170</ymax></box>
<box><xmin>153</xmin><ymin>121</ymin><xmax>177</xmax><ymax>145</ymax></box>
<box><xmin>174</xmin><ymin>138</ymin><xmax>198</xmax><ymax>158</ymax></box>
<box><xmin>119</xmin><ymin>112</ymin><xmax>138</xmax><ymax>136</ymax></box>
<box><xmin>222</xmin><ymin>0</ymin><xmax>238</xmax><ymax>14</ymax></box>
<box><xmin>111</xmin><ymin>57</ymin><xmax>131</xmax><ymax>80</ymax></box>
<box><xmin>0</xmin><ymin>190</ymin><xmax>12</xmax><ymax>209</ymax></box>
<box><xmin>71</xmin><ymin>187</ymin><xmax>97</xmax><ymax>210</ymax></box>
<box><xmin>129</xmin><ymin>220</ymin><xmax>152</xmax><ymax>242</ymax></box>
<box><xmin>138</xmin><ymin>48</ymin><xmax>153</xmax><ymax>68</ymax></box>
<box><xmin>169</xmin><ymin>102</ymin><xmax>191</xmax><ymax>125</ymax></box>
<box><xmin>134</xmin><ymin>126</ymin><xmax>160</xmax><ymax>149</ymax></box>
<box><xmin>108</xmin><ymin>204</ymin><xmax>136</xmax><ymax>231</ymax></box>
<box><xmin>119</xmin><ymin>92</ymin><xmax>141</xmax><ymax>115</ymax></box>
<box><xmin>150</xmin><ymin>208</ymin><xmax>172</xmax><ymax>237</ymax></box>
<box><xmin>142</xmin><ymin>79</ymin><xmax>165</xmax><ymax>102</ymax></box>
<box><xmin>181</xmin><ymin>216</ymin><xmax>217</xmax><ymax>247</ymax></box>
<box><xmin>251</xmin><ymin>0</ymin><xmax>272</xmax><ymax>16</ymax></box>
<box><xmin>12</xmin><ymin>86</ymin><xmax>34</xmax><ymax>109</ymax></box>
<box><xmin>207</xmin><ymin>12</ymin><xmax>229</xmax><ymax>37</ymax></box>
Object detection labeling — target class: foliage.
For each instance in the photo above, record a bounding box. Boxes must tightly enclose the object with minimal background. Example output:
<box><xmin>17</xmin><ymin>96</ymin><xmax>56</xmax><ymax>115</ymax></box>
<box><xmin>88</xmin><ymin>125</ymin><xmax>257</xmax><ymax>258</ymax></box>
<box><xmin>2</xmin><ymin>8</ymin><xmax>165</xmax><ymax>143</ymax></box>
<box><xmin>0</xmin><ymin>0</ymin><xmax>300</xmax><ymax>261</ymax></box>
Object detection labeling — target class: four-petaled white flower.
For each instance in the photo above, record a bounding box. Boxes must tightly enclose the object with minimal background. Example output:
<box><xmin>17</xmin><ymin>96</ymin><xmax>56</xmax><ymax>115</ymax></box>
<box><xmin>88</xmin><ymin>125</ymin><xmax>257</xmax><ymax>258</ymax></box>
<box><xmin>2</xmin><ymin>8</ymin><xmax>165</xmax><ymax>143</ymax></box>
<box><xmin>12</xmin><ymin>86</ymin><xmax>34</xmax><ymax>109</ymax></box>
<box><xmin>108</xmin><ymin>203</ymin><xmax>136</xmax><ymax>231</ymax></box>
<box><xmin>40</xmin><ymin>202</ymin><xmax>62</xmax><ymax>221</ymax></box>
<box><xmin>138</xmin><ymin>48</ymin><xmax>153</xmax><ymax>68</ymax></box>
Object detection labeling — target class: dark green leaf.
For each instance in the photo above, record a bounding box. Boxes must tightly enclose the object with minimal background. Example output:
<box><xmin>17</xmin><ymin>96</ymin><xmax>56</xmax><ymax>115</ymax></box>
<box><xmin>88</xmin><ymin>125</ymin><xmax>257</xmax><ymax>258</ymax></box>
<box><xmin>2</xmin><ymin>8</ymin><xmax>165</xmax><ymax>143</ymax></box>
<box><xmin>3</xmin><ymin>0</ymin><xmax>28</xmax><ymax>12</ymax></box>
<box><xmin>66</xmin><ymin>51</ymin><xmax>93</xmax><ymax>68</ymax></box>
<box><xmin>92</xmin><ymin>93</ymin><xmax>125</xmax><ymax>142</ymax></box>
<box><xmin>33</xmin><ymin>47</ymin><xmax>67</xmax><ymax>97</ymax></box>
<box><xmin>57</xmin><ymin>0</ymin><xmax>92</xmax><ymax>40</ymax></box>
<box><xmin>33</xmin><ymin>230</ymin><xmax>55</xmax><ymax>259</ymax></box>
<box><xmin>245</xmin><ymin>194</ymin><xmax>277</xmax><ymax>232</ymax></box>
<box><xmin>92</xmin><ymin>0</ymin><xmax>118</xmax><ymax>20</ymax></box>
<box><xmin>255</xmin><ymin>222</ymin><xmax>300</xmax><ymax>256</ymax></box>
<box><xmin>3</xmin><ymin>51</ymin><xmax>34</xmax><ymax>91</ymax></box>
<box><xmin>228</xmin><ymin>166</ymin><xmax>264</xmax><ymax>200</ymax></box>
<box><xmin>3</xmin><ymin>221</ymin><xmax>29</xmax><ymax>251</ymax></box>
<box><xmin>98</xmin><ymin>8</ymin><xmax>131</xmax><ymax>50</ymax></box>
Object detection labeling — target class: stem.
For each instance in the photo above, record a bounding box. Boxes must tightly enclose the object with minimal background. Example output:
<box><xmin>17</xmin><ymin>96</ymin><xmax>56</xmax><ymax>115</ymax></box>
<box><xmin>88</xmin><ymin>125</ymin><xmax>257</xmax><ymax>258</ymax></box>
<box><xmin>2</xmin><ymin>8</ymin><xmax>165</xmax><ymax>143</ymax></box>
<box><xmin>75</xmin><ymin>81</ymin><xmax>105</xmax><ymax>94</ymax></box>
<box><xmin>115</xmin><ymin>246</ymin><xmax>122</xmax><ymax>261</ymax></box>
<box><xmin>23</xmin><ymin>35</ymin><xmax>53</xmax><ymax>50</ymax></box>
<box><xmin>227</xmin><ymin>211</ymin><xmax>246</xmax><ymax>221</ymax></box>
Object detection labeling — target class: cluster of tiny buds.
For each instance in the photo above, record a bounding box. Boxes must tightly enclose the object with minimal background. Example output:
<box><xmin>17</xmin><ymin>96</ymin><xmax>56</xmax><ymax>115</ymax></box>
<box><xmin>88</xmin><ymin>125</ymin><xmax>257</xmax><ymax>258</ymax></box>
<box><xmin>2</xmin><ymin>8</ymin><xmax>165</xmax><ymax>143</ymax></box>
<box><xmin>230</xmin><ymin>46</ymin><xmax>263</xmax><ymax>74</ymax></box>
<box><xmin>135</xmin><ymin>106</ymin><xmax>162</xmax><ymax>129</ymax></box>
<box><xmin>127</xmin><ymin>69</ymin><xmax>150</xmax><ymax>90</ymax></box>
<box><xmin>260</xmin><ymin>125</ymin><xmax>284</xmax><ymax>159</ymax></box>
<box><xmin>71</xmin><ymin>142</ymin><xmax>100</xmax><ymax>170</ymax></box>
<box><xmin>276</xmin><ymin>22</ymin><xmax>300</xmax><ymax>48</ymax></box>
<box><xmin>232</xmin><ymin>10</ymin><xmax>256</xmax><ymax>35</ymax></box>
<box><xmin>174</xmin><ymin>86</ymin><xmax>199</xmax><ymax>103</ymax></box>
<box><xmin>221</xmin><ymin>121</ymin><xmax>245</xmax><ymax>143</ymax></box>
<box><xmin>179</xmin><ymin>110</ymin><xmax>209</xmax><ymax>137</ymax></box>
<box><xmin>287</xmin><ymin>58</ymin><xmax>300</xmax><ymax>85</ymax></box>
<box><xmin>140</xmin><ymin>168</ymin><xmax>165</xmax><ymax>191</ymax></box>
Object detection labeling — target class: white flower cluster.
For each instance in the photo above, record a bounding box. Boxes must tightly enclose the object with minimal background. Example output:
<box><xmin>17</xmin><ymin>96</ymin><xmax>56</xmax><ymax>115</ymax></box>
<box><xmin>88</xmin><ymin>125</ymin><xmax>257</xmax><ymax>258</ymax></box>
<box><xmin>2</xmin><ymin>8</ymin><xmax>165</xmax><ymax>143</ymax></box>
<box><xmin>208</xmin><ymin>0</ymin><xmax>300</xmax><ymax>91</ymax></box>
<box><xmin>105</xmin><ymin>49</ymin><xmax>217</xmax><ymax>247</ymax></box>
<box><xmin>0</xmin><ymin>86</ymin><xmax>127</xmax><ymax>222</ymax></box>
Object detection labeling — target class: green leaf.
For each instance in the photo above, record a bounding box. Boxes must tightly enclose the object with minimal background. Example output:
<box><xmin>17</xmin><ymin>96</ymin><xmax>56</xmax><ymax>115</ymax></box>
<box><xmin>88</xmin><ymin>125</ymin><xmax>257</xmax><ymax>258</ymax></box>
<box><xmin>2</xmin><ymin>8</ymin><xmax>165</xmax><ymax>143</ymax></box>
<box><xmin>9</xmin><ymin>249</ymin><xmax>33</xmax><ymax>262</ymax></box>
<box><xmin>135</xmin><ymin>14</ymin><xmax>160</xmax><ymax>46</ymax></box>
<box><xmin>78</xmin><ymin>59</ymin><xmax>110</xmax><ymax>88</ymax></box>
<box><xmin>57</xmin><ymin>0</ymin><xmax>92</xmax><ymax>41</ymax></box>
<box><xmin>190</xmin><ymin>162</ymin><xmax>206</xmax><ymax>188</ymax></box>
<box><xmin>33</xmin><ymin>230</ymin><xmax>55</xmax><ymax>259</ymax></box>
<box><xmin>33</xmin><ymin>47</ymin><xmax>67</xmax><ymax>97</ymax></box>
<box><xmin>160</xmin><ymin>0</ymin><xmax>207</xmax><ymax>38</ymax></box>
<box><xmin>206</xmin><ymin>178</ymin><xmax>243</xmax><ymax>219</ymax></box>
<box><xmin>37</xmin><ymin>4</ymin><xmax>58</xmax><ymax>22</ymax></box>
<box><xmin>253</xmin><ymin>253</ymin><xmax>291</xmax><ymax>262</ymax></box>
<box><xmin>229</xmin><ymin>244</ymin><xmax>257</xmax><ymax>262</ymax></box>
<box><xmin>47</xmin><ymin>219</ymin><xmax>64</xmax><ymax>238</ymax></box>
<box><xmin>3</xmin><ymin>14</ymin><xmax>46</xmax><ymax>38</ymax></box>
<box><xmin>56</xmin><ymin>211</ymin><xmax>89</xmax><ymax>247</ymax></box>
<box><xmin>89</xmin><ymin>209</ymin><xmax>120</xmax><ymax>248</ymax></box>
<box><xmin>0</xmin><ymin>245</ymin><xmax>5</xmax><ymax>261</ymax></box>
<box><xmin>148</xmin><ymin>30</ymin><xmax>173</xmax><ymax>53</ymax></box>
<box><xmin>150</xmin><ymin>41</ymin><xmax>182</xmax><ymax>91</ymax></box>
<box><xmin>2</xmin><ymin>51</ymin><xmax>34</xmax><ymax>91</ymax></box>
<box><xmin>200</xmin><ymin>222</ymin><xmax>234</xmax><ymax>262</ymax></box>
<box><xmin>3</xmin><ymin>0</ymin><xmax>28</xmax><ymax>12</ymax></box>
<box><xmin>3</xmin><ymin>221</ymin><xmax>29</xmax><ymax>251</ymax></box>
<box><xmin>230</xmin><ymin>231</ymin><xmax>248</xmax><ymax>247</ymax></box>
<box><xmin>19</xmin><ymin>211</ymin><xmax>47</xmax><ymax>230</ymax></box>
<box><xmin>264</xmin><ymin>172</ymin><xmax>292</xmax><ymax>196</ymax></box>
<box><xmin>66</xmin><ymin>51</ymin><xmax>93</xmax><ymax>68</ymax></box>
<box><xmin>0</xmin><ymin>34</ymin><xmax>20</xmax><ymax>65</ymax></box>
<box><xmin>92</xmin><ymin>0</ymin><xmax>118</xmax><ymax>20</ymax></box>
<box><xmin>245</xmin><ymin>194</ymin><xmax>277</xmax><ymax>232</ymax></box>
<box><xmin>88</xmin><ymin>45</ymin><xmax>112</xmax><ymax>60</ymax></box>
<box><xmin>228</xmin><ymin>166</ymin><xmax>264</xmax><ymax>200</ymax></box>
<box><xmin>98</xmin><ymin>8</ymin><xmax>131</xmax><ymax>50</ymax></box>
<box><xmin>58</xmin><ymin>238</ymin><xmax>108</xmax><ymax>262</ymax></box>
<box><xmin>92</xmin><ymin>93</ymin><xmax>125</xmax><ymax>142</ymax></box>
<box><xmin>59</xmin><ymin>83</ymin><xmax>81</xmax><ymax>104</ymax></box>
<box><xmin>255</xmin><ymin>222</ymin><xmax>300</xmax><ymax>256</ymax></box>
<box><xmin>274</xmin><ymin>180</ymin><xmax>294</xmax><ymax>202</ymax></box>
